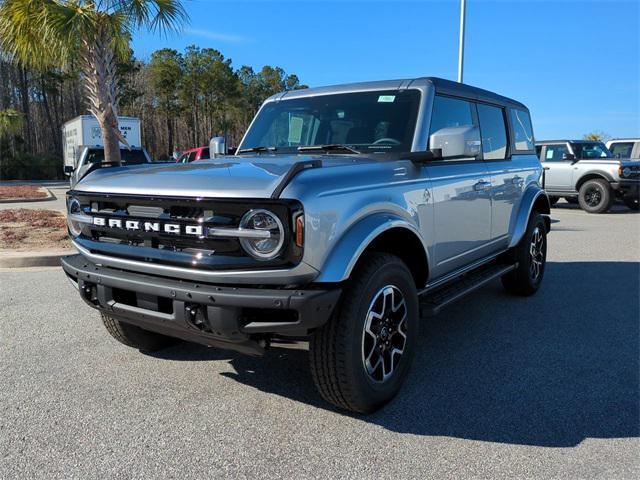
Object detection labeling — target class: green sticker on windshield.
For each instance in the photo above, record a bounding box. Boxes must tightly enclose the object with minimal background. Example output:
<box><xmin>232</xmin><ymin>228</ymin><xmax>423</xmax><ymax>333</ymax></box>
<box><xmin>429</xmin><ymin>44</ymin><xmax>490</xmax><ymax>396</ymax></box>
<box><xmin>288</xmin><ymin>116</ymin><xmax>304</xmax><ymax>143</ymax></box>
<box><xmin>378</xmin><ymin>95</ymin><xmax>396</xmax><ymax>103</ymax></box>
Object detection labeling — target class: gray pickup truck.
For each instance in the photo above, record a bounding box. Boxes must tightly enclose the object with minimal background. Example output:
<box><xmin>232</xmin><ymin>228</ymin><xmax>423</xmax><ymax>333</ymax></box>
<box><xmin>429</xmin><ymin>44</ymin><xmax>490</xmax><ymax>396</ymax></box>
<box><xmin>62</xmin><ymin>77</ymin><xmax>550</xmax><ymax>413</ymax></box>
<box><xmin>64</xmin><ymin>146</ymin><xmax>152</xmax><ymax>188</ymax></box>
<box><xmin>536</xmin><ymin>140</ymin><xmax>640</xmax><ymax>212</ymax></box>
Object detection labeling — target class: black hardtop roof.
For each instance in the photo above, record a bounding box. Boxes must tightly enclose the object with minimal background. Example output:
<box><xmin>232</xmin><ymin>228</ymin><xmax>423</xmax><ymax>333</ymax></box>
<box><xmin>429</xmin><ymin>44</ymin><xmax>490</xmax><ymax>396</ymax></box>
<box><xmin>425</xmin><ymin>77</ymin><xmax>528</xmax><ymax>110</ymax></box>
<box><xmin>273</xmin><ymin>76</ymin><xmax>529</xmax><ymax>111</ymax></box>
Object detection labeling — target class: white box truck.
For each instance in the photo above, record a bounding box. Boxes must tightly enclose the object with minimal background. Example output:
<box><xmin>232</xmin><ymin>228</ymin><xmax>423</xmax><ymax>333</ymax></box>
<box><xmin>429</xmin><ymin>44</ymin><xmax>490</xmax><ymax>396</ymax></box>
<box><xmin>62</xmin><ymin>115</ymin><xmax>144</xmax><ymax>168</ymax></box>
<box><xmin>62</xmin><ymin>115</ymin><xmax>152</xmax><ymax>187</ymax></box>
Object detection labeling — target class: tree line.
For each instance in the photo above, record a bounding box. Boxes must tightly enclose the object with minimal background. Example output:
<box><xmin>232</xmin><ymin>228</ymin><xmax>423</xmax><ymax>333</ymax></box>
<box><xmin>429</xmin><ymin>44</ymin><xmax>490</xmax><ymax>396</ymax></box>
<box><xmin>0</xmin><ymin>45</ymin><xmax>306</xmax><ymax>178</ymax></box>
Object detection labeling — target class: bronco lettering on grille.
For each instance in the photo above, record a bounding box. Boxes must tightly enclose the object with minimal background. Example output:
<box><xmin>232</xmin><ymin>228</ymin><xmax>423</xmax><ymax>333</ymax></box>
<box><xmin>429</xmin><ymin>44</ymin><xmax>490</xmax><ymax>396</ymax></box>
<box><xmin>92</xmin><ymin>217</ymin><xmax>202</xmax><ymax>235</ymax></box>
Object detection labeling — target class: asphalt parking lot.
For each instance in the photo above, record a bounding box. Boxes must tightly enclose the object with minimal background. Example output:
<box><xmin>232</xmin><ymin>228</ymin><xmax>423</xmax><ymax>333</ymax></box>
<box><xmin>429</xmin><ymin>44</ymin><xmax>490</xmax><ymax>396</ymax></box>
<box><xmin>1</xmin><ymin>201</ymin><xmax>638</xmax><ymax>479</ymax></box>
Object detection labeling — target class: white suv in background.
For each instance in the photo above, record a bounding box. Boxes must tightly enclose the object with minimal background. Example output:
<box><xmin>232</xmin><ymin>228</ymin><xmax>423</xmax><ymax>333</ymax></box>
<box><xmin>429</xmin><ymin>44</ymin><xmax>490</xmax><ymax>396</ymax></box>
<box><xmin>607</xmin><ymin>139</ymin><xmax>640</xmax><ymax>159</ymax></box>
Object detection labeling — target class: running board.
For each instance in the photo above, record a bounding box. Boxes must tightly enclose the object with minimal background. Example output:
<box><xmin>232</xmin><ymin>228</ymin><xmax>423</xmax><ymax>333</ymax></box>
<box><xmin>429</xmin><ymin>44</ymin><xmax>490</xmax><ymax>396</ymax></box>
<box><xmin>419</xmin><ymin>263</ymin><xmax>517</xmax><ymax>316</ymax></box>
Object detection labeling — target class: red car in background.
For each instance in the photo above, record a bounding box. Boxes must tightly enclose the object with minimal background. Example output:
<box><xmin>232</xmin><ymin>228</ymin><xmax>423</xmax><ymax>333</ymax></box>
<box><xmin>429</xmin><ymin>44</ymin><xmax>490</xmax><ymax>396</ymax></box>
<box><xmin>176</xmin><ymin>146</ymin><xmax>209</xmax><ymax>163</ymax></box>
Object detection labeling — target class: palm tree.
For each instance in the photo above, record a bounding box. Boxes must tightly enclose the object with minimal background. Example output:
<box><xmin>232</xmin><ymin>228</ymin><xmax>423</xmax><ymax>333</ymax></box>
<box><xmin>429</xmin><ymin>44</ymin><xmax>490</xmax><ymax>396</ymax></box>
<box><xmin>0</xmin><ymin>0</ymin><xmax>187</xmax><ymax>164</ymax></box>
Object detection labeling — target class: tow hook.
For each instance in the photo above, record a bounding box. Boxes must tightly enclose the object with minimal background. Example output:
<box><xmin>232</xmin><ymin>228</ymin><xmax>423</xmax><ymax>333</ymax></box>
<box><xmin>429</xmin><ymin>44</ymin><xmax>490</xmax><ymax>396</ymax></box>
<box><xmin>185</xmin><ymin>303</ymin><xmax>207</xmax><ymax>331</ymax></box>
<box><xmin>81</xmin><ymin>281</ymin><xmax>99</xmax><ymax>306</ymax></box>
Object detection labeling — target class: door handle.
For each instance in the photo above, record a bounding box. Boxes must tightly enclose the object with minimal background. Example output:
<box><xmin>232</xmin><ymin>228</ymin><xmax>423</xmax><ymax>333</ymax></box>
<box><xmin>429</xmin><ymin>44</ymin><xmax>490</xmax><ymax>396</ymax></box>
<box><xmin>511</xmin><ymin>175</ymin><xmax>524</xmax><ymax>185</ymax></box>
<box><xmin>474</xmin><ymin>180</ymin><xmax>491</xmax><ymax>191</ymax></box>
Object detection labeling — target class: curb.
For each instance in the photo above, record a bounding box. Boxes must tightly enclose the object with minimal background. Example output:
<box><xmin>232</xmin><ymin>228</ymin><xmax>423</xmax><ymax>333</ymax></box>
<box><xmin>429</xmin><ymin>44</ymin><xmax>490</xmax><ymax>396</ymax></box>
<box><xmin>0</xmin><ymin>187</ymin><xmax>57</xmax><ymax>204</ymax></box>
<box><xmin>0</xmin><ymin>250</ymin><xmax>74</xmax><ymax>268</ymax></box>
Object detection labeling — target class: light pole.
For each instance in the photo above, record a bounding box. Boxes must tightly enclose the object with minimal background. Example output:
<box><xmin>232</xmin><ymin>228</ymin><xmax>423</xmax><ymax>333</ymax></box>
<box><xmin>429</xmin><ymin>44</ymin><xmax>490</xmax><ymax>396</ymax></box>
<box><xmin>457</xmin><ymin>0</ymin><xmax>466</xmax><ymax>83</ymax></box>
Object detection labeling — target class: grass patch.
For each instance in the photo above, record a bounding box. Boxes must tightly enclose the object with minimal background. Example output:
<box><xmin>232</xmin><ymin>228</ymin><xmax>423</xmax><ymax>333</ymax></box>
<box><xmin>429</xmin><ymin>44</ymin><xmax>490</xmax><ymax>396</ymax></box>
<box><xmin>0</xmin><ymin>208</ymin><xmax>71</xmax><ymax>251</ymax></box>
<box><xmin>0</xmin><ymin>185</ymin><xmax>48</xmax><ymax>200</ymax></box>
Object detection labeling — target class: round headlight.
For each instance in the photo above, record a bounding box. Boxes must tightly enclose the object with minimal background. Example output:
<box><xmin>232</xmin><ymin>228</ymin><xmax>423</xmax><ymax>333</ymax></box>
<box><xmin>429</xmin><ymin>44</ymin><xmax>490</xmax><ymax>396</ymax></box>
<box><xmin>67</xmin><ymin>198</ymin><xmax>83</xmax><ymax>237</ymax></box>
<box><xmin>622</xmin><ymin>167</ymin><xmax>632</xmax><ymax>178</ymax></box>
<box><xmin>239</xmin><ymin>209</ymin><xmax>285</xmax><ymax>260</ymax></box>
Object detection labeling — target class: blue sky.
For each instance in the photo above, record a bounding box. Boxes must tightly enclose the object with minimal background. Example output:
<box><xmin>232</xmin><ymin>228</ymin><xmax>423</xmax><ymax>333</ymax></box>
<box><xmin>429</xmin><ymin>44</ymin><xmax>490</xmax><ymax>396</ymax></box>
<box><xmin>133</xmin><ymin>0</ymin><xmax>640</xmax><ymax>139</ymax></box>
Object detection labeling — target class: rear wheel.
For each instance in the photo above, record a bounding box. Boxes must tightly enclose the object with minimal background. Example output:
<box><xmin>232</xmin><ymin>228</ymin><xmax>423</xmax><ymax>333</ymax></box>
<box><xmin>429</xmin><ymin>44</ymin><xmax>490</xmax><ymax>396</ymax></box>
<box><xmin>502</xmin><ymin>213</ymin><xmax>547</xmax><ymax>296</ymax></box>
<box><xmin>578</xmin><ymin>179</ymin><xmax>613</xmax><ymax>213</ymax></box>
<box><xmin>623</xmin><ymin>196</ymin><xmax>639</xmax><ymax>211</ymax></box>
<box><xmin>309</xmin><ymin>253</ymin><xmax>418</xmax><ymax>413</ymax></box>
<box><xmin>101</xmin><ymin>313</ymin><xmax>179</xmax><ymax>352</ymax></box>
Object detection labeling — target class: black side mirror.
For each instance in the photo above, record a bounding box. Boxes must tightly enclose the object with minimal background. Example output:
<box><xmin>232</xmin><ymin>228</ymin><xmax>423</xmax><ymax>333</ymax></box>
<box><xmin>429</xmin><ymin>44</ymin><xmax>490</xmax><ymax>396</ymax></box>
<box><xmin>64</xmin><ymin>165</ymin><xmax>74</xmax><ymax>175</ymax></box>
<box><xmin>562</xmin><ymin>153</ymin><xmax>576</xmax><ymax>161</ymax></box>
<box><xmin>405</xmin><ymin>149</ymin><xmax>443</xmax><ymax>163</ymax></box>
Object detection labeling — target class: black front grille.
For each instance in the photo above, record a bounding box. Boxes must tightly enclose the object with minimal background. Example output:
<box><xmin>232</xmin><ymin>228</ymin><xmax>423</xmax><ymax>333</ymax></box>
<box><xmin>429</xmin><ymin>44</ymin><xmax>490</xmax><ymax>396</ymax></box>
<box><xmin>70</xmin><ymin>192</ymin><xmax>303</xmax><ymax>270</ymax></box>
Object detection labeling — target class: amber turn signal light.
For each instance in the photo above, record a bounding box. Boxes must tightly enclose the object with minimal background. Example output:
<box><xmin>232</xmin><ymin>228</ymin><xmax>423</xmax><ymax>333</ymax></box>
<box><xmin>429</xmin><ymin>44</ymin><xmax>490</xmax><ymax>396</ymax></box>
<box><xmin>295</xmin><ymin>215</ymin><xmax>304</xmax><ymax>247</ymax></box>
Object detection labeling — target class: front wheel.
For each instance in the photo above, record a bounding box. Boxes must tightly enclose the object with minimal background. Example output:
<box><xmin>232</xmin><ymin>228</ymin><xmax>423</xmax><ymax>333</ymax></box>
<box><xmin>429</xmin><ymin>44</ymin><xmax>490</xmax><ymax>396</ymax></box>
<box><xmin>578</xmin><ymin>179</ymin><xmax>613</xmax><ymax>213</ymax></box>
<box><xmin>502</xmin><ymin>212</ymin><xmax>547</xmax><ymax>296</ymax></box>
<box><xmin>309</xmin><ymin>253</ymin><xmax>419</xmax><ymax>413</ymax></box>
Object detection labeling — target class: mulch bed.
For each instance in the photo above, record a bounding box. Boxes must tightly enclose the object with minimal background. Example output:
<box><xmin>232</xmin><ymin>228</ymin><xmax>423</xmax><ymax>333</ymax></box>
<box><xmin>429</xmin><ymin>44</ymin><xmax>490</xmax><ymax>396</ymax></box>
<box><xmin>0</xmin><ymin>208</ymin><xmax>71</xmax><ymax>251</ymax></box>
<box><xmin>0</xmin><ymin>185</ymin><xmax>48</xmax><ymax>201</ymax></box>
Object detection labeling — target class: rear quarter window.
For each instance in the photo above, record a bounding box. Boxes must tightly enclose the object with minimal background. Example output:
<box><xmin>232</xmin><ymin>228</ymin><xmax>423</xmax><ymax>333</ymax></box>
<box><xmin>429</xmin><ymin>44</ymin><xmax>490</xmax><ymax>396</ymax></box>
<box><xmin>509</xmin><ymin>108</ymin><xmax>535</xmax><ymax>152</ymax></box>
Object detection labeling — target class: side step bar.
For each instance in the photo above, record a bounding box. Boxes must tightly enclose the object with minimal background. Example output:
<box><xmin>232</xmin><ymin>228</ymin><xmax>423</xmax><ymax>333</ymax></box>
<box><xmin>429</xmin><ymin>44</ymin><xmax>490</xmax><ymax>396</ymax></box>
<box><xmin>419</xmin><ymin>263</ymin><xmax>517</xmax><ymax>316</ymax></box>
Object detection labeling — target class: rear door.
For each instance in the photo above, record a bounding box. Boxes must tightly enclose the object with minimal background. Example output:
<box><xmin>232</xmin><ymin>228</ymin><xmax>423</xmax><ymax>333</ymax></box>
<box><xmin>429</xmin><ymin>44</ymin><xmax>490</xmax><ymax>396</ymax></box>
<box><xmin>476</xmin><ymin>103</ymin><xmax>523</xmax><ymax>244</ymax></box>
<box><xmin>425</xmin><ymin>95</ymin><xmax>492</xmax><ymax>277</ymax></box>
<box><xmin>541</xmin><ymin>143</ymin><xmax>575</xmax><ymax>192</ymax></box>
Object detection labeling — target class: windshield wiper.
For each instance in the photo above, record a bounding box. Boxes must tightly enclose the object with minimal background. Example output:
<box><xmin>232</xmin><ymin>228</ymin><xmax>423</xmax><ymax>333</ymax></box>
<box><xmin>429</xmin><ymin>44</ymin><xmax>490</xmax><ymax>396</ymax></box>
<box><xmin>297</xmin><ymin>144</ymin><xmax>361</xmax><ymax>154</ymax></box>
<box><xmin>237</xmin><ymin>146</ymin><xmax>277</xmax><ymax>154</ymax></box>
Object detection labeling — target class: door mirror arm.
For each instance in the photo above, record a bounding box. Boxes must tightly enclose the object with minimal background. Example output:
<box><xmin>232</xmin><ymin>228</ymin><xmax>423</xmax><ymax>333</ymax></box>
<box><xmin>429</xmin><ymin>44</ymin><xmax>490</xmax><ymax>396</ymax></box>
<box><xmin>405</xmin><ymin>149</ymin><xmax>443</xmax><ymax>163</ymax></box>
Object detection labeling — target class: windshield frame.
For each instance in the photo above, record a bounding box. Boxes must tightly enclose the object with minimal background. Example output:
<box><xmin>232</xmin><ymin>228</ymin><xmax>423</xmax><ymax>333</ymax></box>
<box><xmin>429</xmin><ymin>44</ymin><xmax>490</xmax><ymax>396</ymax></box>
<box><xmin>236</xmin><ymin>88</ymin><xmax>424</xmax><ymax>156</ymax></box>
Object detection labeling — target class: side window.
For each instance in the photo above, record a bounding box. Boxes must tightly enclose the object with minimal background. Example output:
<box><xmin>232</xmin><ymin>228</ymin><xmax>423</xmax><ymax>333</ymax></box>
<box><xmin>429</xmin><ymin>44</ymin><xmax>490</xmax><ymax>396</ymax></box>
<box><xmin>544</xmin><ymin>144</ymin><xmax>569</xmax><ymax>162</ymax></box>
<box><xmin>187</xmin><ymin>151</ymin><xmax>197</xmax><ymax>162</ymax></box>
<box><xmin>509</xmin><ymin>108</ymin><xmax>535</xmax><ymax>151</ymax></box>
<box><xmin>429</xmin><ymin>96</ymin><xmax>474</xmax><ymax>135</ymax></box>
<box><xmin>609</xmin><ymin>142</ymin><xmax>633</xmax><ymax>158</ymax></box>
<box><xmin>429</xmin><ymin>96</ymin><xmax>480</xmax><ymax>159</ymax></box>
<box><xmin>477</xmin><ymin>104</ymin><xmax>508</xmax><ymax>160</ymax></box>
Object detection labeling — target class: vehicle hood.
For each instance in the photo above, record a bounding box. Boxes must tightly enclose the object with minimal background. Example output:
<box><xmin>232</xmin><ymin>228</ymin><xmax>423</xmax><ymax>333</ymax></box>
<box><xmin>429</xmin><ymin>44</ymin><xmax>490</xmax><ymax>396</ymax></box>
<box><xmin>619</xmin><ymin>159</ymin><xmax>640</xmax><ymax>168</ymax></box>
<box><xmin>73</xmin><ymin>154</ymin><xmax>379</xmax><ymax>198</ymax></box>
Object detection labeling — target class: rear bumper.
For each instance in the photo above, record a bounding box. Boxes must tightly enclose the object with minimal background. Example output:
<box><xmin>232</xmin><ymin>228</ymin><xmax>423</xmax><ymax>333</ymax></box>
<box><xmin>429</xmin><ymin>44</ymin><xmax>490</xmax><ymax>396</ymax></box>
<box><xmin>61</xmin><ymin>254</ymin><xmax>341</xmax><ymax>356</ymax></box>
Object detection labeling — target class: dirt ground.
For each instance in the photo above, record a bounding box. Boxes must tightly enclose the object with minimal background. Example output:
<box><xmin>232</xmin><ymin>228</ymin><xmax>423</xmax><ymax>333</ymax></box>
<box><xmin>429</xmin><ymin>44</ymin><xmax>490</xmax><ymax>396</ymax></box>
<box><xmin>0</xmin><ymin>186</ymin><xmax>48</xmax><ymax>201</ymax></box>
<box><xmin>0</xmin><ymin>209</ymin><xmax>71</xmax><ymax>251</ymax></box>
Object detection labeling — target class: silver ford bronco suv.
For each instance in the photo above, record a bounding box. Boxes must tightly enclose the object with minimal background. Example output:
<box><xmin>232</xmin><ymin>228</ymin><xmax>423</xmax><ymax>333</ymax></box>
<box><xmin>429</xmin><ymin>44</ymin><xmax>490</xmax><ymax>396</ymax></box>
<box><xmin>536</xmin><ymin>140</ymin><xmax>640</xmax><ymax>212</ymax></box>
<box><xmin>62</xmin><ymin>77</ymin><xmax>550</xmax><ymax>413</ymax></box>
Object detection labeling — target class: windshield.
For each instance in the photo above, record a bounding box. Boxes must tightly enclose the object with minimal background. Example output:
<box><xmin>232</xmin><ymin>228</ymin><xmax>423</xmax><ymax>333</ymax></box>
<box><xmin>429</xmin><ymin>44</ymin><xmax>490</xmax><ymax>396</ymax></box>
<box><xmin>238</xmin><ymin>89</ymin><xmax>421</xmax><ymax>154</ymax></box>
<box><xmin>570</xmin><ymin>142</ymin><xmax>613</xmax><ymax>159</ymax></box>
<box><xmin>86</xmin><ymin>148</ymin><xmax>148</xmax><ymax>164</ymax></box>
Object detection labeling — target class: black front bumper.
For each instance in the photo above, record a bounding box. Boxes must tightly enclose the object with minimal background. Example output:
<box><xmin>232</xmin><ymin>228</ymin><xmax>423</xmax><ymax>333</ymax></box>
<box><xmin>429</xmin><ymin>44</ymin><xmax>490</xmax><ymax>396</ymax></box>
<box><xmin>612</xmin><ymin>180</ymin><xmax>640</xmax><ymax>198</ymax></box>
<box><xmin>61</xmin><ymin>254</ymin><xmax>341</xmax><ymax>356</ymax></box>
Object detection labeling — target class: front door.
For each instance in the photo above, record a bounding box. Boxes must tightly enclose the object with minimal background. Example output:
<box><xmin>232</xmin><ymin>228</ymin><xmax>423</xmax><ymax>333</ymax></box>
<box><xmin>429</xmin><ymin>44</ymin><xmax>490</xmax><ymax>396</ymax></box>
<box><xmin>542</xmin><ymin>143</ymin><xmax>576</xmax><ymax>192</ymax></box>
<box><xmin>426</xmin><ymin>96</ymin><xmax>492</xmax><ymax>278</ymax></box>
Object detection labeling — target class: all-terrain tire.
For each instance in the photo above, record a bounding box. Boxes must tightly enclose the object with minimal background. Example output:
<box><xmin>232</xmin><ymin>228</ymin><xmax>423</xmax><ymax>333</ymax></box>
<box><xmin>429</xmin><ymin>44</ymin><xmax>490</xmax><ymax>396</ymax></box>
<box><xmin>101</xmin><ymin>313</ymin><xmax>179</xmax><ymax>352</ymax></box>
<box><xmin>578</xmin><ymin>179</ymin><xmax>613</xmax><ymax>213</ymax></box>
<box><xmin>309</xmin><ymin>253</ymin><xmax>419</xmax><ymax>414</ymax></box>
<box><xmin>501</xmin><ymin>212</ymin><xmax>547</xmax><ymax>296</ymax></box>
